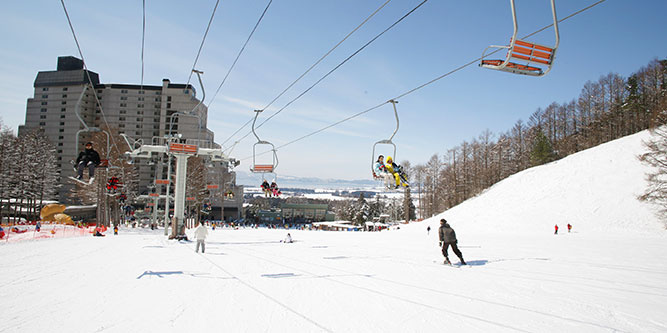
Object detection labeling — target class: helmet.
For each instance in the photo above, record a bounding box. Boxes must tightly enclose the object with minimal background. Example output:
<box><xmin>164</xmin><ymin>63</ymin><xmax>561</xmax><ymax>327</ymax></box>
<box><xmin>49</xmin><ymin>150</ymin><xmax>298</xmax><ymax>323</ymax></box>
<box><xmin>386</xmin><ymin>156</ymin><xmax>393</xmax><ymax>162</ymax></box>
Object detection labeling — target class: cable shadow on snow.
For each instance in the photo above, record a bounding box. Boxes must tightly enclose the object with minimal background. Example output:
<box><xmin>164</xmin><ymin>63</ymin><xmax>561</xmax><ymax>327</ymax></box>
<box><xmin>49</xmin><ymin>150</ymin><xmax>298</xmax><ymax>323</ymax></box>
<box><xmin>206</xmin><ymin>240</ymin><xmax>282</xmax><ymax>246</ymax></box>
<box><xmin>136</xmin><ymin>270</ymin><xmax>234</xmax><ymax>280</ymax></box>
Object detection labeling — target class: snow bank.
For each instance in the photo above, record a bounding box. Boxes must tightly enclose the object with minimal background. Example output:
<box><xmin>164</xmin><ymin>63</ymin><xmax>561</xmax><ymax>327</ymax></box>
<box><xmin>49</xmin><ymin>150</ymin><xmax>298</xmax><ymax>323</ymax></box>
<box><xmin>416</xmin><ymin>130</ymin><xmax>663</xmax><ymax>235</ymax></box>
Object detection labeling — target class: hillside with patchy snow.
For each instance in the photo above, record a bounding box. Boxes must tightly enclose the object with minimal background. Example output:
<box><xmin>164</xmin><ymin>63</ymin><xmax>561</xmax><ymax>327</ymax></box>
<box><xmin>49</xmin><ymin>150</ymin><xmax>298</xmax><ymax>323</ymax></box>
<box><xmin>417</xmin><ymin>129</ymin><xmax>664</xmax><ymax>235</ymax></box>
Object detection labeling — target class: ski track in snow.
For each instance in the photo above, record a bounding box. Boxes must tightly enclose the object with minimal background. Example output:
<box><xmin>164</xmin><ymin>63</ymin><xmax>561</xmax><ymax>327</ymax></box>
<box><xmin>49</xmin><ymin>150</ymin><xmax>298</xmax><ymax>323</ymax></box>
<box><xmin>2</xmin><ymin>130</ymin><xmax>667</xmax><ymax>332</ymax></box>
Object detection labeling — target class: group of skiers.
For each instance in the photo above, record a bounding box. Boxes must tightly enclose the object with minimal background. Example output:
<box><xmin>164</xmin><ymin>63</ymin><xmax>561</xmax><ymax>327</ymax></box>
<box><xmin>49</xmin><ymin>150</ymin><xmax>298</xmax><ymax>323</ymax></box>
<box><xmin>373</xmin><ymin>155</ymin><xmax>409</xmax><ymax>189</ymax></box>
<box><xmin>554</xmin><ymin>223</ymin><xmax>573</xmax><ymax>234</ymax></box>
<box><xmin>261</xmin><ymin>180</ymin><xmax>281</xmax><ymax>197</ymax></box>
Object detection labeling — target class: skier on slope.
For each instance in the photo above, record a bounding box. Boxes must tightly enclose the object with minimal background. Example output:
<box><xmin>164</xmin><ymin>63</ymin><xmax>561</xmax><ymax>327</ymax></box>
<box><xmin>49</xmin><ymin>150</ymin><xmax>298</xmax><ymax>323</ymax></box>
<box><xmin>75</xmin><ymin>142</ymin><xmax>101</xmax><ymax>182</ymax></box>
<box><xmin>567</xmin><ymin>223</ymin><xmax>572</xmax><ymax>233</ymax></box>
<box><xmin>194</xmin><ymin>221</ymin><xmax>208</xmax><ymax>253</ymax></box>
<box><xmin>554</xmin><ymin>224</ymin><xmax>559</xmax><ymax>235</ymax></box>
<box><xmin>438</xmin><ymin>219</ymin><xmax>466</xmax><ymax>265</ymax></box>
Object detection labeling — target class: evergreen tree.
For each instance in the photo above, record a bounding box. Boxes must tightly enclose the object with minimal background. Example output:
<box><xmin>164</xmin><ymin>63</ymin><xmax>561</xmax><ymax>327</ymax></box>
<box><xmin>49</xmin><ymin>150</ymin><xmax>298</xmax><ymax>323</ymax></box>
<box><xmin>531</xmin><ymin>130</ymin><xmax>555</xmax><ymax>166</ymax></box>
<box><xmin>353</xmin><ymin>193</ymin><xmax>369</xmax><ymax>225</ymax></box>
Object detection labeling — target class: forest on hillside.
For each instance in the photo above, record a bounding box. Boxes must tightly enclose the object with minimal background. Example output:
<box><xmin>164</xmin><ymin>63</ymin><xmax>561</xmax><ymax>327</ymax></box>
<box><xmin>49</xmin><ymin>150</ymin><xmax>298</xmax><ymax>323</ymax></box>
<box><xmin>409</xmin><ymin>59</ymin><xmax>667</xmax><ymax>219</ymax></box>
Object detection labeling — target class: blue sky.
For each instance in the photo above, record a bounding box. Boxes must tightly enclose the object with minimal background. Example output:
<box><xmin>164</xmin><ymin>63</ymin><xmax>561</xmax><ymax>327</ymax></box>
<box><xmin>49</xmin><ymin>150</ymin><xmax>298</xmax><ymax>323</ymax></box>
<box><xmin>0</xmin><ymin>0</ymin><xmax>665</xmax><ymax>180</ymax></box>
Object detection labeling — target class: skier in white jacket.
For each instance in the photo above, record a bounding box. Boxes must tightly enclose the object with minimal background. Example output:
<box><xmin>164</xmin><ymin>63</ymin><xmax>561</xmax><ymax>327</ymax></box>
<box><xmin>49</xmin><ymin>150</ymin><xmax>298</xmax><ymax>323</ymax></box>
<box><xmin>194</xmin><ymin>222</ymin><xmax>208</xmax><ymax>253</ymax></box>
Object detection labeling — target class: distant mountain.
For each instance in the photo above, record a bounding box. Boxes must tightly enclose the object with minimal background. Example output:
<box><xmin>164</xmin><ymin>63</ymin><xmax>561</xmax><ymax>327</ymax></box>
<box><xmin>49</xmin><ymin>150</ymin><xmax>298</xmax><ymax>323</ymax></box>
<box><xmin>235</xmin><ymin>171</ymin><xmax>377</xmax><ymax>190</ymax></box>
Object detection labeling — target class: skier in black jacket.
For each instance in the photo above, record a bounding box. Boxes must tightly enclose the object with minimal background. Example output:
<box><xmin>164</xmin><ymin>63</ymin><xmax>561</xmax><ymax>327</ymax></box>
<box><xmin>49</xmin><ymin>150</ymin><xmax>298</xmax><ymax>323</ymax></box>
<box><xmin>75</xmin><ymin>142</ymin><xmax>101</xmax><ymax>181</ymax></box>
<box><xmin>438</xmin><ymin>219</ymin><xmax>466</xmax><ymax>265</ymax></box>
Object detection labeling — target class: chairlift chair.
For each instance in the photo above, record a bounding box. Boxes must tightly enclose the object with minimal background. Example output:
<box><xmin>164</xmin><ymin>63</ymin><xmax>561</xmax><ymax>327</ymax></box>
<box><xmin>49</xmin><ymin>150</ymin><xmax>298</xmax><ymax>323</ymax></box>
<box><xmin>249</xmin><ymin>109</ymin><xmax>279</xmax><ymax>174</ymax></box>
<box><xmin>371</xmin><ymin>100</ymin><xmax>401</xmax><ymax>189</ymax></box>
<box><xmin>480</xmin><ymin>0</ymin><xmax>560</xmax><ymax>77</ymax></box>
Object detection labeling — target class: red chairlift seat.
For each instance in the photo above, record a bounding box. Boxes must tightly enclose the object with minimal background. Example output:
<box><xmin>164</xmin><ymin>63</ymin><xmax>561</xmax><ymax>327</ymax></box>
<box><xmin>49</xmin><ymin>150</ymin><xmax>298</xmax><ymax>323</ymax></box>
<box><xmin>480</xmin><ymin>0</ymin><xmax>559</xmax><ymax>77</ymax></box>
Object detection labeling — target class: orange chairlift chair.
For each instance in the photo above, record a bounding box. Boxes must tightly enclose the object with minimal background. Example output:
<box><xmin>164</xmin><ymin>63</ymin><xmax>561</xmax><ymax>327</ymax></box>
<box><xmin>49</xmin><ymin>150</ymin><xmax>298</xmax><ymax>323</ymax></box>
<box><xmin>480</xmin><ymin>0</ymin><xmax>560</xmax><ymax>77</ymax></box>
<box><xmin>249</xmin><ymin>109</ymin><xmax>279</xmax><ymax>174</ymax></box>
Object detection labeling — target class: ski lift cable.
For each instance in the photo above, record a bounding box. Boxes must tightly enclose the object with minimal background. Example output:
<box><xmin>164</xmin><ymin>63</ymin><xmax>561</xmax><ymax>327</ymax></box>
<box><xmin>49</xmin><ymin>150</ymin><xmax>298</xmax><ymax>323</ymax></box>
<box><xmin>141</xmin><ymin>0</ymin><xmax>146</xmax><ymax>90</ymax></box>
<box><xmin>59</xmin><ymin>0</ymin><xmax>119</xmax><ymax>153</ymax></box>
<box><xmin>225</xmin><ymin>0</ymin><xmax>427</xmax><ymax>147</ymax></box>
<box><xmin>219</xmin><ymin>0</ymin><xmax>393</xmax><ymax>147</ymax></box>
<box><xmin>185</xmin><ymin>0</ymin><xmax>222</xmax><ymax>86</ymax></box>
<box><xmin>207</xmin><ymin>0</ymin><xmax>274</xmax><ymax>108</ymax></box>
<box><xmin>239</xmin><ymin>0</ymin><xmax>608</xmax><ymax>161</ymax></box>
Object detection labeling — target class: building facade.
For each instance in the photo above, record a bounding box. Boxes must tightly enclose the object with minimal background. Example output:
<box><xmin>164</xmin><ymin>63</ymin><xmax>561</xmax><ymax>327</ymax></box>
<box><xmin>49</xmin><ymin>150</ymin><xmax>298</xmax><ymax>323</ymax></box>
<box><xmin>20</xmin><ymin>56</ymin><xmax>242</xmax><ymax>219</ymax></box>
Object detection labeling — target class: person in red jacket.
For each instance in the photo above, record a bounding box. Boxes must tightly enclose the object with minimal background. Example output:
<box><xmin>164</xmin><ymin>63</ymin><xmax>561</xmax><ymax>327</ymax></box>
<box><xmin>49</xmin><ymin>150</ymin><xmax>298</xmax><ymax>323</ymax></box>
<box><xmin>567</xmin><ymin>223</ymin><xmax>572</xmax><ymax>233</ymax></box>
<box><xmin>554</xmin><ymin>224</ymin><xmax>559</xmax><ymax>235</ymax></box>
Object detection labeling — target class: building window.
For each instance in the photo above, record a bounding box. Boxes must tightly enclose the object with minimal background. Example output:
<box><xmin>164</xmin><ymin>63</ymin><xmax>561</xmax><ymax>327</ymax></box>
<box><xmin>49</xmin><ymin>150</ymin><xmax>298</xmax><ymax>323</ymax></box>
<box><xmin>136</xmin><ymin>118</ymin><xmax>142</xmax><ymax>122</ymax></box>
<box><xmin>137</xmin><ymin>111</ymin><xmax>144</xmax><ymax>115</ymax></box>
<box><xmin>61</xmin><ymin>108</ymin><xmax>66</xmax><ymax>112</ymax></box>
<box><xmin>135</xmin><ymin>131</ymin><xmax>141</xmax><ymax>136</ymax></box>
<box><xmin>138</xmin><ymin>97</ymin><xmax>144</xmax><ymax>101</ymax></box>
<box><xmin>120</xmin><ymin>103</ymin><xmax>127</xmax><ymax>107</ymax></box>
<box><xmin>153</xmin><ymin>125</ymin><xmax>160</xmax><ymax>129</ymax></box>
<box><xmin>41</xmin><ymin>102</ymin><xmax>47</xmax><ymax>105</ymax></box>
<box><xmin>39</xmin><ymin>122</ymin><xmax>46</xmax><ymax>126</ymax></box>
<box><xmin>41</xmin><ymin>108</ymin><xmax>47</xmax><ymax>112</ymax></box>
<box><xmin>62</xmin><ymin>94</ymin><xmax>67</xmax><ymax>98</ymax></box>
<box><xmin>61</xmin><ymin>101</ymin><xmax>66</xmax><ymax>105</ymax></box>
<box><xmin>155</xmin><ymin>91</ymin><xmax>161</xmax><ymax>95</ymax></box>
<box><xmin>57</xmin><ymin>150</ymin><xmax>62</xmax><ymax>154</ymax></box>
<box><xmin>60</xmin><ymin>115</ymin><xmax>65</xmax><ymax>119</ymax></box>
<box><xmin>119</xmin><ymin>117</ymin><xmax>125</xmax><ymax>121</ymax></box>
<box><xmin>167</xmin><ymin>96</ymin><xmax>172</xmax><ymax>102</ymax></box>
<box><xmin>59</xmin><ymin>129</ymin><xmax>64</xmax><ymax>132</ymax></box>
<box><xmin>136</xmin><ymin>125</ymin><xmax>142</xmax><ymax>129</ymax></box>
<box><xmin>58</xmin><ymin>142</ymin><xmax>63</xmax><ymax>146</ymax></box>
<box><xmin>40</xmin><ymin>115</ymin><xmax>46</xmax><ymax>119</ymax></box>
<box><xmin>42</xmin><ymin>94</ymin><xmax>48</xmax><ymax>98</ymax></box>
<box><xmin>138</xmin><ymin>90</ymin><xmax>145</xmax><ymax>95</ymax></box>
<box><xmin>59</xmin><ymin>136</ymin><xmax>64</xmax><ymax>140</ymax></box>
<box><xmin>155</xmin><ymin>97</ymin><xmax>161</xmax><ymax>102</ymax></box>
<box><xmin>138</xmin><ymin>104</ymin><xmax>144</xmax><ymax>108</ymax></box>
<box><xmin>121</xmin><ymin>96</ymin><xmax>128</xmax><ymax>100</ymax></box>
<box><xmin>121</xmin><ymin>89</ymin><xmax>128</xmax><ymax>94</ymax></box>
<box><xmin>119</xmin><ymin>124</ymin><xmax>125</xmax><ymax>128</ymax></box>
<box><xmin>167</xmin><ymin>103</ymin><xmax>171</xmax><ymax>109</ymax></box>
<box><xmin>63</xmin><ymin>87</ymin><xmax>68</xmax><ymax>91</ymax></box>
<box><xmin>120</xmin><ymin>110</ymin><xmax>127</xmax><ymax>114</ymax></box>
<box><xmin>42</xmin><ymin>87</ymin><xmax>49</xmax><ymax>91</ymax></box>
<box><xmin>60</xmin><ymin>122</ymin><xmax>65</xmax><ymax>126</ymax></box>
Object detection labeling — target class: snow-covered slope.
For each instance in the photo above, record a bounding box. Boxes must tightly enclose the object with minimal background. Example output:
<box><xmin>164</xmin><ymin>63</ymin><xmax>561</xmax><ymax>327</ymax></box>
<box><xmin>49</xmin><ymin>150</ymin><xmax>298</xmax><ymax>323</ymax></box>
<box><xmin>419</xmin><ymin>129</ymin><xmax>663</xmax><ymax>235</ymax></box>
<box><xmin>1</xmin><ymin>131</ymin><xmax>666</xmax><ymax>332</ymax></box>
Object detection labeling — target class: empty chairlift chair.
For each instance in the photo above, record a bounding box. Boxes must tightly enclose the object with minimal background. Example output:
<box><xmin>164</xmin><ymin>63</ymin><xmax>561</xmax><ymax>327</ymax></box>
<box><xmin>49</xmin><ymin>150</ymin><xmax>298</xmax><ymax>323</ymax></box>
<box><xmin>480</xmin><ymin>0</ymin><xmax>560</xmax><ymax>77</ymax></box>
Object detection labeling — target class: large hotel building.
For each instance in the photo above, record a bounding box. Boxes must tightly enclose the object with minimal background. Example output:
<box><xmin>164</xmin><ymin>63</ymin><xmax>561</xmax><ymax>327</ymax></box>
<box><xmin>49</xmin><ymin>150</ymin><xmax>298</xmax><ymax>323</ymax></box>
<box><xmin>19</xmin><ymin>56</ymin><xmax>242</xmax><ymax>221</ymax></box>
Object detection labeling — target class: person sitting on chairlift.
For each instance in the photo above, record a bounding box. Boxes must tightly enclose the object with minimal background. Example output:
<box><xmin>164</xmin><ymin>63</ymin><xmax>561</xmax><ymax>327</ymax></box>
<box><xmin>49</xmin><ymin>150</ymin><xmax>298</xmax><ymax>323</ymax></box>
<box><xmin>385</xmin><ymin>156</ymin><xmax>409</xmax><ymax>189</ymax></box>
<box><xmin>75</xmin><ymin>142</ymin><xmax>101</xmax><ymax>181</ymax></box>
<box><xmin>374</xmin><ymin>155</ymin><xmax>394</xmax><ymax>187</ymax></box>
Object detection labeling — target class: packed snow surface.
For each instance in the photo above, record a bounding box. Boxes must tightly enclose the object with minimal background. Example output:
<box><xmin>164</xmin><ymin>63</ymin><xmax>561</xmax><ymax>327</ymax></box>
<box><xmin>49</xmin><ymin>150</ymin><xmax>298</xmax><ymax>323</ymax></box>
<box><xmin>1</xmin><ymin>130</ymin><xmax>666</xmax><ymax>332</ymax></box>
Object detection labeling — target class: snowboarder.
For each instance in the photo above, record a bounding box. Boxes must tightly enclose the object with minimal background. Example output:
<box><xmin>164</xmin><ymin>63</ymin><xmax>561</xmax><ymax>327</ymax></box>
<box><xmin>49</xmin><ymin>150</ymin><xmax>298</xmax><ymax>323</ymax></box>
<box><xmin>567</xmin><ymin>223</ymin><xmax>572</xmax><ymax>233</ymax></box>
<box><xmin>113</xmin><ymin>225</ymin><xmax>118</xmax><ymax>235</ymax></box>
<box><xmin>74</xmin><ymin>142</ymin><xmax>101</xmax><ymax>183</ymax></box>
<box><xmin>385</xmin><ymin>156</ymin><xmax>409</xmax><ymax>189</ymax></box>
<box><xmin>283</xmin><ymin>233</ymin><xmax>293</xmax><ymax>243</ymax></box>
<box><xmin>427</xmin><ymin>226</ymin><xmax>431</xmax><ymax>235</ymax></box>
<box><xmin>438</xmin><ymin>219</ymin><xmax>466</xmax><ymax>265</ymax></box>
<box><xmin>35</xmin><ymin>221</ymin><xmax>41</xmax><ymax>232</ymax></box>
<box><xmin>194</xmin><ymin>221</ymin><xmax>208</xmax><ymax>253</ymax></box>
<box><xmin>554</xmin><ymin>224</ymin><xmax>559</xmax><ymax>235</ymax></box>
